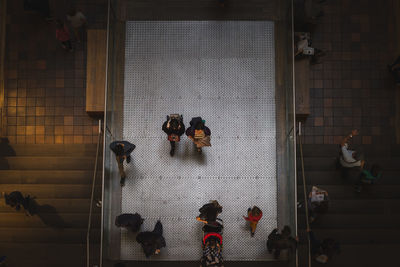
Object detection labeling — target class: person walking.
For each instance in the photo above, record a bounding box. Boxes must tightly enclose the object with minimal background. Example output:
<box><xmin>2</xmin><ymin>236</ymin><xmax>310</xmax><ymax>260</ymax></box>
<box><xmin>267</xmin><ymin>226</ymin><xmax>298</xmax><ymax>259</ymax></box>
<box><xmin>109</xmin><ymin>140</ymin><xmax>136</xmax><ymax>186</ymax></box>
<box><xmin>339</xmin><ymin>129</ymin><xmax>365</xmax><ymax>169</ymax></box>
<box><xmin>186</xmin><ymin>117</ymin><xmax>211</xmax><ymax>153</ymax></box>
<box><xmin>115</xmin><ymin>213</ymin><xmax>144</xmax><ymax>232</ymax></box>
<box><xmin>136</xmin><ymin>220</ymin><xmax>166</xmax><ymax>258</ymax></box>
<box><xmin>56</xmin><ymin>20</ymin><xmax>73</xmax><ymax>52</ymax></box>
<box><xmin>162</xmin><ymin>114</ymin><xmax>185</xmax><ymax>156</ymax></box>
<box><xmin>243</xmin><ymin>206</ymin><xmax>263</xmax><ymax>237</ymax></box>
<box><xmin>3</xmin><ymin>191</ymin><xmax>34</xmax><ymax>216</ymax></box>
<box><xmin>197</xmin><ymin>200</ymin><xmax>223</xmax><ymax>225</ymax></box>
<box><xmin>308</xmin><ymin>186</ymin><xmax>329</xmax><ymax>223</ymax></box>
<box><xmin>355</xmin><ymin>164</ymin><xmax>382</xmax><ymax>193</ymax></box>
<box><xmin>308</xmin><ymin>229</ymin><xmax>340</xmax><ymax>264</ymax></box>
<box><xmin>66</xmin><ymin>7</ymin><xmax>87</xmax><ymax>43</ymax></box>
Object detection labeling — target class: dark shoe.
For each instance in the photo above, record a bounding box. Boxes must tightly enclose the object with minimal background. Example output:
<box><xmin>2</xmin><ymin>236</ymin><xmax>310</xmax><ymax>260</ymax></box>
<box><xmin>120</xmin><ymin>177</ymin><xmax>125</xmax><ymax>186</ymax></box>
<box><xmin>251</xmin><ymin>232</ymin><xmax>255</xmax><ymax>237</ymax></box>
<box><xmin>170</xmin><ymin>148</ymin><xmax>175</xmax><ymax>157</ymax></box>
<box><xmin>126</xmin><ymin>156</ymin><xmax>131</xmax><ymax>163</ymax></box>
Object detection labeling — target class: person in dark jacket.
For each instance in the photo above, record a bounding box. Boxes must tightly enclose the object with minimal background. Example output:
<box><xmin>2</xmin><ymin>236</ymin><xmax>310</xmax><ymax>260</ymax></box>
<box><xmin>267</xmin><ymin>226</ymin><xmax>298</xmax><ymax>259</ymax></box>
<box><xmin>197</xmin><ymin>200</ymin><xmax>222</xmax><ymax>225</ymax></box>
<box><xmin>115</xmin><ymin>213</ymin><xmax>144</xmax><ymax>232</ymax></box>
<box><xmin>110</xmin><ymin>141</ymin><xmax>136</xmax><ymax>186</ymax></box>
<box><xmin>162</xmin><ymin>114</ymin><xmax>185</xmax><ymax>157</ymax></box>
<box><xmin>186</xmin><ymin>117</ymin><xmax>211</xmax><ymax>152</ymax></box>
<box><xmin>136</xmin><ymin>220</ymin><xmax>166</xmax><ymax>258</ymax></box>
<box><xmin>4</xmin><ymin>191</ymin><xmax>34</xmax><ymax>216</ymax></box>
<box><xmin>308</xmin><ymin>230</ymin><xmax>340</xmax><ymax>264</ymax></box>
<box><xmin>308</xmin><ymin>186</ymin><xmax>329</xmax><ymax>223</ymax></box>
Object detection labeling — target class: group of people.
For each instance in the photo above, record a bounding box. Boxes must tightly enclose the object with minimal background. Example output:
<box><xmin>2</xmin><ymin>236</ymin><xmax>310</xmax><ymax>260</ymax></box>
<box><xmin>110</xmin><ymin>116</ymin><xmax>212</xmax><ymax>185</ymax></box>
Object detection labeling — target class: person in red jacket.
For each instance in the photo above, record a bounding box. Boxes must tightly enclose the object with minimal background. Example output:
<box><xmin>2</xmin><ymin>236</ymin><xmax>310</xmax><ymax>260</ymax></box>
<box><xmin>56</xmin><ymin>19</ymin><xmax>73</xmax><ymax>51</ymax></box>
<box><xmin>243</xmin><ymin>206</ymin><xmax>262</xmax><ymax>237</ymax></box>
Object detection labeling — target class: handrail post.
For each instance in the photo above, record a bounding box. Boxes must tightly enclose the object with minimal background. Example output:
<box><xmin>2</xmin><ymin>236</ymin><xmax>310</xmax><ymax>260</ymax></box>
<box><xmin>87</xmin><ymin>119</ymin><xmax>103</xmax><ymax>267</ymax></box>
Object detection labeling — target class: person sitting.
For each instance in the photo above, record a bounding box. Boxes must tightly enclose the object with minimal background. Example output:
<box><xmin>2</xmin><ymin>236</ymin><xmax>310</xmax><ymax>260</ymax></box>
<box><xmin>186</xmin><ymin>117</ymin><xmax>211</xmax><ymax>153</ymax></box>
<box><xmin>267</xmin><ymin>226</ymin><xmax>298</xmax><ymax>259</ymax></box>
<box><xmin>197</xmin><ymin>200</ymin><xmax>223</xmax><ymax>225</ymax></box>
<box><xmin>355</xmin><ymin>164</ymin><xmax>382</xmax><ymax>193</ymax></box>
<box><xmin>4</xmin><ymin>191</ymin><xmax>35</xmax><ymax>216</ymax></box>
<box><xmin>201</xmin><ymin>231</ymin><xmax>224</xmax><ymax>267</ymax></box>
<box><xmin>243</xmin><ymin>206</ymin><xmax>263</xmax><ymax>237</ymax></box>
<box><xmin>109</xmin><ymin>141</ymin><xmax>136</xmax><ymax>186</ymax></box>
<box><xmin>136</xmin><ymin>220</ymin><xmax>166</xmax><ymax>258</ymax></box>
<box><xmin>162</xmin><ymin>114</ymin><xmax>185</xmax><ymax>157</ymax></box>
<box><xmin>308</xmin><ymin>186</ymin><xmax>329</xmax><ymax>223</ymax></box>
<box><xmin>308</xmin><ymin>230</ymin><xmax>340</xmax><ymax>264</ymax></box>
<box><xmin>339</xmin><ymin>129</ymin><xmax>365</xmax><ymax>170</ymax></box>
<box><xmin>115</xmin><ymin>213</ymin><xmax>144</xmax><ymax>232</ymax></box>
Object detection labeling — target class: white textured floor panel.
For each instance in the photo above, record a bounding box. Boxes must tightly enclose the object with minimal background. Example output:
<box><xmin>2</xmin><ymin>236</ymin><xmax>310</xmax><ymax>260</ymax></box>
<box><xmin>121</xmin><ymin>21</ymin><xmax>276</xmax><ymax>261</ymax></box>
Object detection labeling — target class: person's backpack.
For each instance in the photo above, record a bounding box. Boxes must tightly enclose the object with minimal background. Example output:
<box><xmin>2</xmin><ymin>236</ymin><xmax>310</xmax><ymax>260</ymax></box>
<box><xmin>194</xmin><ymin>129</ymin><xmax>206</xmax><ymax>139</ymax></box>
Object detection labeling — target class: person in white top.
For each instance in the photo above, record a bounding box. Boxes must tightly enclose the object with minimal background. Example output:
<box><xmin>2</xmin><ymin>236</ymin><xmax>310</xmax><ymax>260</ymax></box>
<box><xmin>339</xmin><ymin>129</ymin><xmax>365</xmax><ymax>169</ymax></box>
<box><xmin>66</xmin><ymin>8</ymin><xmax>87</xmax><ymax>43</ymax></box>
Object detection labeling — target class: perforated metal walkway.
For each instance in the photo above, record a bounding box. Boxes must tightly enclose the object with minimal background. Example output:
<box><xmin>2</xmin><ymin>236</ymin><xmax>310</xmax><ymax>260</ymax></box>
<box><xmin>121</xmin><ymin>21</ymin><xmax>276</xmax><ymax>261</ymax></box>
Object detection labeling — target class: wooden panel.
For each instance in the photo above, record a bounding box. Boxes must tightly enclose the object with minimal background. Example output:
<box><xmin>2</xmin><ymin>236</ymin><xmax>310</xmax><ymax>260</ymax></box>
<box><xmin>86</xmin><ymin>29</ymin><xmax>107</xmax><ymax>115</ymax></box>
<box><xmin>295</xmin><ymin>57</ymin><xmax>310</xmax><ymax>121</ymax></box>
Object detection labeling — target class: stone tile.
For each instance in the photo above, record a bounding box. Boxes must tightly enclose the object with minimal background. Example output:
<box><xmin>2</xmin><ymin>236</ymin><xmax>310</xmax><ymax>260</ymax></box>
<box><xmin>55</xmin><ymin>135</ymin><xmax>64</xmax><ymax>144</ymax></box>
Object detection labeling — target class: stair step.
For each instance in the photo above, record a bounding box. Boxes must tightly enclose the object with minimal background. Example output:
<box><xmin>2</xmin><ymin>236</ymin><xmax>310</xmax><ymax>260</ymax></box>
<box><xmin>298</xmin><ymin>229</ymin><xmax>400</xmax><ymax>244</ymax></box>
<box><xmin>298</xmin><ymin>185</ymin><xmax>400</xmax><ymax>199</ymax></box>
<box><xmin>0</xmin><ymin>198</ymin><xmax>99</xmax><ymax>213</ymax></box>
<box><xmin>0</xmin><ymin>228</ymin><xmax>101</xmax><ymax>243</ymax></box>
<box><xmin>0</xmin><ymin>243</ymin><xmax>100</xmax><ymax>267</ymax></box>
<box><xmin>298</xmin><ymin>199</ymin><xmax>400</xmax><ymax>214</ymax></box>
<box><xmin>0</xmin><ymin>170</ymin><xmax>94</xmax><ymax>184</ymax></box>
<box><xmin>298</xmin><ymin>214</ymin><xmax>400</xmax><ymax>229</ymax></box>
<box><xmin>297</xmin><ymin>170</ymin><xmax>400</xmax><ymax>185</ymax></box>
<box><xmin>298</xmin><ymin>157</ymin><xmax>400</xmax><ymax>170</ymax></box>
<box><xmin>0</xmin><ymin>143</ymin><xmax>98</xmax><ymax>157</ymax></box>
<box><xmin>0</xmin><ymin>157</ymin><xmax>97</xmax><ymax>170</ymax></box>
<box><xmin>1</xmin><ymin>184</ymin><xmax>101</xmax><ymax>198</ymax></box>
<box><xmin>299</xmin><ymin>144</ymin><xmax>400</xmax><ymax>157</ymax></box>
<box><xmin>0</xmin><ymin>212</ymin><xmax>101</xmax><ymax>228</ymax></box>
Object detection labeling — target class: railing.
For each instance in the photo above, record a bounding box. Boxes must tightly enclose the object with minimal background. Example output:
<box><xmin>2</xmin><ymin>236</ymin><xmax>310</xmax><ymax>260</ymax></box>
<box><xmin>0</xmin><ymin>0</ymin><xmax>7</xmax><ymax>137</ymax></box>
<box><xmin>297</xmin><ymin>122</ymin><xmax>312</xmax><ymax>267</ymax></box>
<box><xmin>87</xmin><ymin>119</ymin><xmax>103</xmax><ymax>267</ymax></box>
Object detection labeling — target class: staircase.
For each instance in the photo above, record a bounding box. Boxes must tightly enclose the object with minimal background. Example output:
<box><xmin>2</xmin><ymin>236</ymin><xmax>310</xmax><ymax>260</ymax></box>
<box><xmin>0</xmin><ymin>143</ymin><xmax>101</xmax><ymax>267</ymax></box>
<box><xmin>298</xmin><ymin>144</ymin><xmax>400</xmax><ymax>267</ymax></box>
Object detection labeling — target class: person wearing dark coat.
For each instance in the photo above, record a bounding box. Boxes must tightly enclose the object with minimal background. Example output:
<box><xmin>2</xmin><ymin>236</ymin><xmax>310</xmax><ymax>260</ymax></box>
<box><xmin>4</xmin><ymin>191</ymin><xmax>34</xmax><ymax>216</ymax></box>
<box><xmin>197</xmin><ymin>200</ymin><xmax>222</xmax><ymax>225</ymax></box>
<box><xmin>110</xmin><ymin>141</ymin><xmax>136</xmax><ymax>186</ymax></box>
<box><xmin>308</xmin><ymin>230</ymin><xmax>340</xmax><ymax>264</ymax></box>
<box><xmin>136</xmin><ymin>220</ymin><xmax>166</xmax><ymax>258</ymax></box>
<box><xmin>115</xmin><ymin>213</ymin><xmax>144</xmax><ymax>232</ymax></box>
<box><xmin>162</xmin><ymin>114</ymin><xmax>185</xmax><ymax>157</ymax></box>
<box><xmin>267</xmin><ymin>226</ymin><xmax>298</xmax><ymax>259</ymax></box>
<box><xmin>185</xmin><ymin>117</ymin><xmax>211</xmax><ymax>152</ymax></box>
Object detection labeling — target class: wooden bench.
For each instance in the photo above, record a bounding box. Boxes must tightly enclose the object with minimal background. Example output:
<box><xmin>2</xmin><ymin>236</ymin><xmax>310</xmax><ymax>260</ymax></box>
<box><xmin>86</xmin><ymin>29</ymin><xmax>107</xmax><ymax>117</ymax></box>
<box><xmin>295</xmin><ymin>57</ymin><xmax>310</xmax><ymax>122</ymax></box>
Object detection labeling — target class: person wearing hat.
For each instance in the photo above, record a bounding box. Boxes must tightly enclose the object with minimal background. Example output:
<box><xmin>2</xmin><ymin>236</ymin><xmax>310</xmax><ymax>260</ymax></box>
<box><xmin>185</xmin><ymin>117</ymin><xmax>211</xmax><ymax>152</ymax></box>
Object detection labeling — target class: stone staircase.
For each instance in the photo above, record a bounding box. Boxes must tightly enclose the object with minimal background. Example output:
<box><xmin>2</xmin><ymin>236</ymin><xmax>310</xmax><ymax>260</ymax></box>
<box><xmin>0</xmin><ymin>143</ymin><xmax>101</xmax><ymax>267</ymax></box>
<box><xmin>298</xmin><ymin>144</ymin><xmax>400</xmax><ymax>267</ymax></box>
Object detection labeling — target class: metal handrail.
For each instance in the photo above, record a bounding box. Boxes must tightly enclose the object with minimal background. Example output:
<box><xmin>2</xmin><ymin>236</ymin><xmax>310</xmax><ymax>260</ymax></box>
<box><xmin>297</xmin><ymin>121</ymin><xmax>312</xmax><ymax>267</ymax></box>
<box><xmin>87</xmin><ymin>119</ymin><xmax>103</xmax><ymax>267</ymax></box>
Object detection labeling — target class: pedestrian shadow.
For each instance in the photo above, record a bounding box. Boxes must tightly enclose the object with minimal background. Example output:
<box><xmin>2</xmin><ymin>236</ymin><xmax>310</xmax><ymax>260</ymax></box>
<box><xmin>0</xmin><ymin>138</ymin><xmax>15</xmax><ymax>170</ymax></box>
<box><xmin>29</xmin><ymin>199</ymin><xmax>69</xmax><ymax>229</ymax></box>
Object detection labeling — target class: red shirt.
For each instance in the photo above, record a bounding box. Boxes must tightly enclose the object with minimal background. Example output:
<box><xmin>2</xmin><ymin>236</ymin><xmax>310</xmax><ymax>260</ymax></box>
<box><xmin>244</xmin><ymin>211</ymin><xmax>263</xmax><ymax>222</ymax></box>
<box><xmin>56</xmin><ymin>26</ymin><xmax>70</xmax><ymax>42</ymax></box>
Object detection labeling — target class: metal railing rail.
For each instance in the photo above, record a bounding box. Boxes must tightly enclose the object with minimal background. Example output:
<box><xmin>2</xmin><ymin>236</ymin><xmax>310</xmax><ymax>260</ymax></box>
<box><xmin>87</xmin><ymin>119</ymin><xmax>103</xmax><ymax>267</ymax></box>
<box><xmin>297</xmin><ymin>121</ymin><xmax>312</xmax><ymax>267</ymax></box>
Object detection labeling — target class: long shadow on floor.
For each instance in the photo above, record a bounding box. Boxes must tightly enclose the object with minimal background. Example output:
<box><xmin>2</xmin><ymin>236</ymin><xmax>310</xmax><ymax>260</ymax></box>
<box><xmin>30</xmin><ymin>199</ymin><xmax>70</xmax><ymax>229</ymax></box>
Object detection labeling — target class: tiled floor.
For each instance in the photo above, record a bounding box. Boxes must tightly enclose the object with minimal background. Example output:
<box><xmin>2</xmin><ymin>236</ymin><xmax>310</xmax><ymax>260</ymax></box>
<box><xmin>303</xmin><ymin>0</ymin><xmax>397</xmax><ymax>145</ymax></box>
<box><xmin>4</xmin><ymin>0</ymin><xmax>107</xmax><ymax>144</ymax></box>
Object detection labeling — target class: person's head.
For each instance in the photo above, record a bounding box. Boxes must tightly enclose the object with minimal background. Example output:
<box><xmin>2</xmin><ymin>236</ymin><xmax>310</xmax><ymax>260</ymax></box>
<box><xmin>56</xmin><ymin>19</ymin><xmax>64</xmax><ymax>29</ymax></box>
<box><xmin>195</xmin><ymin>121</ymin><xmax>205</xmax><ymax>130</ymax></box>
<box><xmin>370</xmin><ymin>164</ymin><xmax>381</xmax><ymax>177</ymax></box>
<box><xmin>114</xmin><ymin>144</ymin><xmax>125</xmax><ymax>156</ymax></box>
<box><xmin>169</xmin><ymin>118</ymin><xmax>180</xmax><ymax>131</ymax></box>
<box><xmin>251</xmin><ymin>206</ymin><xmax>262</xmax><ymax>216</ymax></box>
<box><xmin>67</xmin><ymin>7</ymin><xmax>77</xmax><ymax>17</ymax></box>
